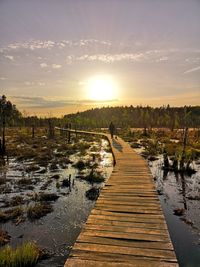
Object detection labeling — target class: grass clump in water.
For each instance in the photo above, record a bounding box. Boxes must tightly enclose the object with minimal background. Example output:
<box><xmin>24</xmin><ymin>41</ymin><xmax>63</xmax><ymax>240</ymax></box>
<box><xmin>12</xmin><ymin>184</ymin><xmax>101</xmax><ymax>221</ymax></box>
<box><xmin>0</xmin><ymin>242</ymin><xmax>39</xmax><ymax>267</ymax></box>
<box><xmin>27</xmin><ymin>203</ymin><xmax>53</xmax><ymax>220</ymax></box>
<box><xmin>0</xmin><ymin>208</ymin><xmax>23</xmax><ymax>223</ymax></box>
<box><xmin>86</xmin><ymin>187</ymin><xmax>100</xmax><ymax>200</ymax></box>
<box><xmin>0</xmin><ymin>230</ymin><xmax>11</xmax><ymax>246</ymax></box>
<box><xmin>85</xmin><ymin>170</ymin><xmax>105</xmax><ymax>183</ymax></box>
<box><xmin>34</xmin><ymin>193</ymin><xmax>59</xmax><ymax>202</ymax></box>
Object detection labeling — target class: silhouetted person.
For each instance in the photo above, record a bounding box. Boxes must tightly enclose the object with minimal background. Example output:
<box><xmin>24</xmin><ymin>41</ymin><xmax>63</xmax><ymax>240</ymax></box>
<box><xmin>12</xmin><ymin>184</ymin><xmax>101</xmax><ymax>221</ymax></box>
<box><xmin>109</xmin><ymin>122</ymin><xmax>115</xmax><ymax>139</ymax></box>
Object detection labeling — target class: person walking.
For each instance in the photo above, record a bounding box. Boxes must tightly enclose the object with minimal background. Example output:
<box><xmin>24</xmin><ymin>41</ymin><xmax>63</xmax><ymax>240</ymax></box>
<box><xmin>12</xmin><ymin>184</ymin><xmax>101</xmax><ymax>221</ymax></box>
<box><xmin>109</xmin><ymin>122</ymin><xmax>115</xmax><ymax>139</ymax></box>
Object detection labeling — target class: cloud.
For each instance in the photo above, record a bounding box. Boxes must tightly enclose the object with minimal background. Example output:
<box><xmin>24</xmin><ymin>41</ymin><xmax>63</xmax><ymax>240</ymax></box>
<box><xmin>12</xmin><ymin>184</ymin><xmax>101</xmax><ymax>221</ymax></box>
<box><xmin>76</xmin><ymin>53</ymin><xmax>146</xmax><ymax>63</ymax></box>
<box><xmin>78</xmin><ymin>99</ymin><xmax>118</xmax><ymax>104</ymax></box>
<box><xmin>4</xmin><ymin>55</ymin><xmax>14</xmax><ymax>61</ymax></box>
<box><xmin>52</xmin><ymin>64</ymin><xmax>62</xmax><ymax>69</ymax></box>
<box><xmin>24</xmin><ymin>81</ymin><xmax>34</xmax><ymax>86</ymax></box>
<box><xmin>38</xmin><ymin>82</ymin><xmax>45</xmax><ymax>86</ymax></box>
<box><xmin>40</xmin><ymin>63</ymin><xmax>62</xmax><ymax>69</ymax></box>
<box><xmin>40</xmin><ymin>63</ymin><xmax>48</xmax><ymax>68</ymax></box>
<box><xmin>12</xmin><ymin>96</ymin><xmax>76</xmax><ymax>108</ymax></box>
<box><xmin>2</xmin><ymin>39</ymin><xmax>111</xmax><ymax>52</ymax></box>
<box><xmin>0</xmin><ymin>77</ymin><xmax>7</xmax><ymax>80</ymax></box>
<box><xmin>156</xmin><ymin>56</ymin><xmax>168</xmax><ymax>62</ymax></box>
<box><xmin>184</xmin><ymin>66</ymin><xmax>200</xmax><ymax>74</ymax></box>
<box><xmin>11</xmin><ymin>96</ymin><xmax>118</xmax><ymax>109</ymax></box>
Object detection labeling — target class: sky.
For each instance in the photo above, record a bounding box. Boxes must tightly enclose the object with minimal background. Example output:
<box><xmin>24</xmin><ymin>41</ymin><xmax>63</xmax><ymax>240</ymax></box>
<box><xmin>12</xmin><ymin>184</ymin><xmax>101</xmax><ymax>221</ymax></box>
<box><xmin>0</xmin><ymin>0</ymin><xmax>200</xmax><ymax>117</ymax></box>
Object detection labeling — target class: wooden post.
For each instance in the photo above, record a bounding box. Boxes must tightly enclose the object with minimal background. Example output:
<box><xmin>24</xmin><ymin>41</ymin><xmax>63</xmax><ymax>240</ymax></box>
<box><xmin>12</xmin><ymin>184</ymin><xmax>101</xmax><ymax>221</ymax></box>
<box><xmin>2</xmin><ymin>110</ymin><xmax>6</xmax><ymax>155</ymax></box>
<box><xmin>68</xmin><ymin>130</ymin><xmax>71</xmax><ymax>143</ymax></box>
<box><xmin>32</xmin><ymin>125</ymin><xmax>35</xmax><ymax>139</ymax></box>
<box><xmin>48</xmin><ymin>119</ymin><xmax>55</xmax><ymax>139</ymax></box>
<box><xmin>68</xmin><ymin>123</ymin><xmax>71</xmax><ymax>143</ymax></box>
<box><xmin>183</xmin><ymin>127</ymin><xmax>188</xmax><ymax>153</ymax></box>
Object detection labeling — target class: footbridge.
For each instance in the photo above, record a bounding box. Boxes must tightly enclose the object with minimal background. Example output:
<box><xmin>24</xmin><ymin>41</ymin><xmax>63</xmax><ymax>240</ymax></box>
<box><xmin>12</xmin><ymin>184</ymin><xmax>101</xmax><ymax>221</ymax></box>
<box><xmin>56</xmin><ymin>128</ymin><xmax>178</xmax><ymax>267</ymax></box>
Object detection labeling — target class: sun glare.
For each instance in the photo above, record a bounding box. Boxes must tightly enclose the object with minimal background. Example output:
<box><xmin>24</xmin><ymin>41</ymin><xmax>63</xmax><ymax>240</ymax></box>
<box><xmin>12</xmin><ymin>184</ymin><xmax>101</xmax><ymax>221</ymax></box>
<box><xmin>86</xmin><ymin>75</ymin><xmax>117</xmax><ymax>101</ymax></box>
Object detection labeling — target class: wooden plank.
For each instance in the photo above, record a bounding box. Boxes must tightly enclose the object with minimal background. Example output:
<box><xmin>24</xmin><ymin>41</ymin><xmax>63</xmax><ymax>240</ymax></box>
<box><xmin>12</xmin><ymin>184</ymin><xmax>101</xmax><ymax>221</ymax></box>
<box><xmin>83</xmin><ymin>225</ymin><xmax>168</xmax><ymax>236</ymax></box>
<box><xmin>80</xmin><ymin>229</ymin><xmax>170</xmax><ymax>242</ymax></box>
<box><xmin>86</xmin><ymin>218</ymin><xmax>167</xmax><ymax>230</ymax></box>
<box><xmin>76</xmin><ymin>236</ymin><xmax>173</xmax><ymax>250</ymax></box>
<box><xmin>66</xmin><ymin>258</ymin><xmax>178</xmax><ymax>267</ymax></box>
<box><xmin>69</xmin><ymin>250</ymin><xmax>177</xmax><ymax>263</ymax></box>
<box><xmin>73</xmin><ymin>243</ymin><xmax>176</xmax><ymax>260</ymax></box>
<box><xmin>91</xmin><ymin>209</ymin><xmax>165</xmax><ymax>220</ymax></box>
<box><xmin>87</xmin><ymin>214</ymin><xmax>166</xmax><ymax>224</ymax></box>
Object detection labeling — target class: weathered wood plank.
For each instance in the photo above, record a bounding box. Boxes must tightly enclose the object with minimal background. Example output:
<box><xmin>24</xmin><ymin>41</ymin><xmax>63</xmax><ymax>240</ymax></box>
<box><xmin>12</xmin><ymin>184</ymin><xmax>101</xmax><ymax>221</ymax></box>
<box><xmin>68</xmin><ymin>250</ymin><xmax>177</xmax><ymax>263</ymax></box>
<box><xmin>86</xmin><ymin>218</ymin><xmax>167</xmax><ymax>230</ymax></box>
<box><xmin>76</xmin><ymin>236</ymin><xmax>173</xmax><ymax>250</ymax></box>
<box><xmin>80</xmin><ymin>229</ymin><xmax>170</xmax><ymax>242</ymax></box>
<box><xmin>91</xmin><ymin>208</ymin><xmax>165</xmax><ymax>219</ymax></box>
<box><xmin>66</xmin><ymin>258</ymin><xmax>178</xmax><ymax>267</ymax></box>
<box><xmin>73</xmin><ymin>243</ymin><xmax>176</xmax><ymax>260</ymax></box>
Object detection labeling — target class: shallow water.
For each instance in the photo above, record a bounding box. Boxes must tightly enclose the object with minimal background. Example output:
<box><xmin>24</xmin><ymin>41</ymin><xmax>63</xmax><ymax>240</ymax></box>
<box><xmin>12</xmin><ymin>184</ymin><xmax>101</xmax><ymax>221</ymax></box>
<box><xmin>136</xmin><ymin>151</ymin><xmax>200</xmax><ymax>267</ymax></box>
<box><xmin>0</xmin><ymin>138</ymin><xmax>113</xmax><ymax>267</ymax></box>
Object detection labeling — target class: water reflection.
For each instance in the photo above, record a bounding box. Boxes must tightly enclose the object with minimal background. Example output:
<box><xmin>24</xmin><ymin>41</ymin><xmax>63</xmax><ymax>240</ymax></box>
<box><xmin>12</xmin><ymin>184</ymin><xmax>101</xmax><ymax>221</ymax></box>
<box><xmin>147</xmin><ymin>155</ymin><xmax>200</xmax><ymax>267</ymax></box>
<box><xmin>0</xmin><ymin>138</ymin><xmax>113</xmax><ymax>266</ymax></box>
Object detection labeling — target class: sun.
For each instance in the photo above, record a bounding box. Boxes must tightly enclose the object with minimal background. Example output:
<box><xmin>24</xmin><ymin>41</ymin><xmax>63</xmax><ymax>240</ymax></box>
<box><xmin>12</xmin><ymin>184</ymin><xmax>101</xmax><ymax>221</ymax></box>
<box><xmin>86</xmin><ymin>75</ymin><xmax>117</xmax><ymax>101</ymax></box>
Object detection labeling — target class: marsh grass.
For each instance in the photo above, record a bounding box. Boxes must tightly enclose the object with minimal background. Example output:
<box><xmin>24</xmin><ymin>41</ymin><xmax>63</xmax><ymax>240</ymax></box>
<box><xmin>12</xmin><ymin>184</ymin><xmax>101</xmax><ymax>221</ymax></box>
<box><xmin>0</xmin><ymin>230</ymin><xmax>11</xmax><ymax>246</ymax></box>
<box><xmin>34</xmin><ymin>193</ymin><xmax>59</xmax><ymax>202</ymax></box>
<box><xmin>0</xmin><ymin>242</ymin><xmax>39</xmax><ymax>267</ymax></box>
<box><xmin>85</xmin><ymin>170</ymin><xmax>105</xmax><ymax>183</ymax></box>
<box><xmin>8</xmin><ymin>196</ymin><xmax>24</xmax><ymax>207</ymax></box>
<box><xmin>86</xmin><ymin>187</ymin><xmax>99</xmax><ymax>200</ymax></box>
<box><xmin>0</xmin><ymin>207</ymin><xmax>23</xmax><ymax>223</ymax></box>
<box><xmin>27</xmin><ymin>203</ymin><xmax>53</xmax><ymax>220</ymax></box>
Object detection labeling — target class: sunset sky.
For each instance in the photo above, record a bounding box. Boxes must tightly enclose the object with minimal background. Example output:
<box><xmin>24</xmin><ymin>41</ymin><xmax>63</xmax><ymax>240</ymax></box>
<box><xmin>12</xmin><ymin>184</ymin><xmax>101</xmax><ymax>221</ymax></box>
<box><xmin>0</xmin><ymin>0</ymin><xmax>200</xmax><ymax>116</ymax></box>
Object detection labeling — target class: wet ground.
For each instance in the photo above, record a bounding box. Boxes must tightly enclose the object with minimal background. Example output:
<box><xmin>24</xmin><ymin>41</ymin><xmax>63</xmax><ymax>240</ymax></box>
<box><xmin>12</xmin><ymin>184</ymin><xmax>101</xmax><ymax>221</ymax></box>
<box><xmin>0</xmin><ymin>134</ymin><xmax>113</xmax><ymax>267</ymax></box>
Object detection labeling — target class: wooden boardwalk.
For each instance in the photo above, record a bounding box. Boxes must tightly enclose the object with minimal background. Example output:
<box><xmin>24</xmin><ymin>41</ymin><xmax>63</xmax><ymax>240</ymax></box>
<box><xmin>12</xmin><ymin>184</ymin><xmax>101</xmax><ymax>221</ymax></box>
<box><xmin>62</xmin><ymin>130</ymin><xmax>178</xmax><ymax>267</ymax></box>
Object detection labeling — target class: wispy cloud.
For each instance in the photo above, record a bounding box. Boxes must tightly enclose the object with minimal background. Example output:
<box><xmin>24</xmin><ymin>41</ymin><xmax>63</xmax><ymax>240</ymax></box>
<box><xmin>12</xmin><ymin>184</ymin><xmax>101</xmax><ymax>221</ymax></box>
<box><xmin>12</xmin><ymin>96</ymin><xmax>118</xmax><ymax>109</ymax></box>
<box><xmin>52</xmin><ymin>64</ymin><xmax>62</xmax><ymax>69</ymax></box>
<box><xmin>156</xmin><ymin>56</ymin><xmax>168</xmax><ymax>62</ymax></box>
<box><xmin>184</xmin><ymin>66</ymin><xmax>200</xmax><ymax>74</ymax></box>
<box><xmin>12</xmin><ymin>96</ymin><xmax>75</xmax><ymax>108</ymax></box>
<box><xmin>40</xmin><ymin>63</ymin><xmax>48</xmax><ymax>68</ymax></box>
<box><xmin>4</xmin><ymin>55</ymin><xmax>14</xmax><ymax>61</ymax></box>
<box><xmin>76</xmin><ymin>53</ymin><xmax>146</xmax><ymax>63</ymax></box>
<box><xmin>24</xmin><ymin>81</ymin><xmax>34</xmax><ymax>86</ymax></box>
<box><xmin>38</xmin><ymin>82</ymin><xmax>45</xmax><ymax>86</ymax></box>
<box><xmin>2</xmin><ymin>39</ymin><xmax>112</xmax><ymax>52</ymax></box>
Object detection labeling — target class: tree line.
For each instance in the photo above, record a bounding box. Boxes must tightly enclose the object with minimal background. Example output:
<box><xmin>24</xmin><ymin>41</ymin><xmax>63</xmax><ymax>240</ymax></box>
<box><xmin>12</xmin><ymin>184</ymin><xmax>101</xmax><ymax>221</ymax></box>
<box><xmin>64</xmin><ymin>105</ymin><xmax>200</xmax><ymax>130</ymax></box>
<box><xmin>1</xmin><ymin>95</ymin><xmax>200</xmax><ymax>130</ymax></box>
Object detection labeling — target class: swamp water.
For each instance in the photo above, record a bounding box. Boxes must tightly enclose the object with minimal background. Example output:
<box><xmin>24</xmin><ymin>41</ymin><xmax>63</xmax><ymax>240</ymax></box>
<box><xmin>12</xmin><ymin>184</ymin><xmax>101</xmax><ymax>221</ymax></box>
<box><xmin>0</xmin><ymin>138</ymin><xmax>113</xmax><ymax>267</ymax></box>
<box><xmin>134</xmin><ymin>147</ymin><xmax>200</xmax><ymax>267</ymax></box>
